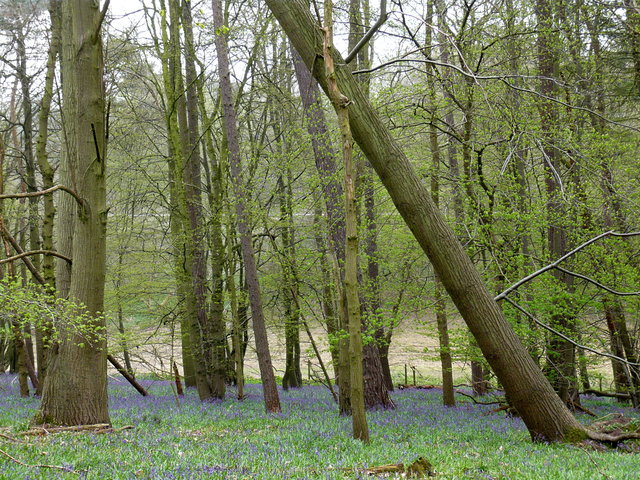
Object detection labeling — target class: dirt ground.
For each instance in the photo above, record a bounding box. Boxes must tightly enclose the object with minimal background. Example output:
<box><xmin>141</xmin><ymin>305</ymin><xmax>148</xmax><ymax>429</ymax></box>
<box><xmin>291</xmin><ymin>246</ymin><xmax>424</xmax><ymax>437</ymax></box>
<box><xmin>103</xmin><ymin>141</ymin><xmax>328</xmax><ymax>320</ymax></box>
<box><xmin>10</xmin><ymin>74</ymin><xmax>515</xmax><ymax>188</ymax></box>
<box><xmin>112</xmin><ymin>314</ymin><xmax>473</xmax><ymax>386</ymax></box>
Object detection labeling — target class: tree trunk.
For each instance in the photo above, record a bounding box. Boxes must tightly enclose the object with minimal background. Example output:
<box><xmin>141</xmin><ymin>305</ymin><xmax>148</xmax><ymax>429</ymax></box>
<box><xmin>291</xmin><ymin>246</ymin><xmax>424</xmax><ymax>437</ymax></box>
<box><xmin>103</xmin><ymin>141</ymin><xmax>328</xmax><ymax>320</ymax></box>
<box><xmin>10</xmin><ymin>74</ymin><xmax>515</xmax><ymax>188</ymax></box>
<box><xmin>278</xmin><ymin>175</ymin><xmax>302</xmax><ymax>390</ymax></box>
<box><xmin>33</xmin><ymin>1</ymin><xmax>61</xmax><ymax>397</ymax></box>
<box><xmin>195</xmin><ymin>40</ymin><xmax>228</xmax><ymax>400</ymax></box>
<box><xmin>291</xmin><ymin>45</ymin><xmax>351</xmax><ymax>414</ymax></box>
<box><xmin>35</xmin><ymin>0</ymin><xmax>109</xmax><ymax>426</ymax></box>
<box><xmin>625</xmin><ymin>0</ymin><xmax>640</xmax><ymax>95</ymax></box>
<box><xmin>212</xmin><ymin>0</ymin><xmax>280</xmax><ymax>413</ymax></box>
<box><xmin>323</xmin><ymin>1</ymin><xmax>369</xmax><ymax>442</ymax></box>
<box><xmin>536</xmin><ymin>0</ymin><xmax>579</xmax><ymax>406</ymax></box>
<box><xmin>603</xmin><ymin>302</ymin><xmax>631</xmax><ymax>400</ymax></box>
<box><xmin>266</xmin><ymin>0</ymin><xmax>588</xmax><ymax>442</ymax></box>
<box><xmin>226</xmin><ymin>221</ymin><xmax>244</xmax><ymax>399</ymax></box>
<box><xmin>182</xmin><ymin>0</ymin><xmax>225</xmax><ymax>400</ymax></box>
<box><xmin>426</xmin><ymin>0</ymin><xmax>455</xmax><ymax>407</ymax></box>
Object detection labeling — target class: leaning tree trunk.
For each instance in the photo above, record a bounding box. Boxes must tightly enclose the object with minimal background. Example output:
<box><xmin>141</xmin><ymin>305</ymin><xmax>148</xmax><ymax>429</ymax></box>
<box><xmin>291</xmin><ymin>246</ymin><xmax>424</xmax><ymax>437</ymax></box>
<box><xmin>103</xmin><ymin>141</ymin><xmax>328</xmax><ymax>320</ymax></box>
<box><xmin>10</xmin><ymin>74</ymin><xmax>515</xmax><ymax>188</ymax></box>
<box><xmin>266</xmin><ymin>0</ymin><xmax>588</xmax><ymax>442</ymax></box>
<box><xmin>212</xmin><ymin>0</ymin><xmax>280</xmax><ymax>413</ymax></box>
<box><xmin>35</xmin><ymin>0</ymin><xmax>109</xmax><ymax>426</ymax></box>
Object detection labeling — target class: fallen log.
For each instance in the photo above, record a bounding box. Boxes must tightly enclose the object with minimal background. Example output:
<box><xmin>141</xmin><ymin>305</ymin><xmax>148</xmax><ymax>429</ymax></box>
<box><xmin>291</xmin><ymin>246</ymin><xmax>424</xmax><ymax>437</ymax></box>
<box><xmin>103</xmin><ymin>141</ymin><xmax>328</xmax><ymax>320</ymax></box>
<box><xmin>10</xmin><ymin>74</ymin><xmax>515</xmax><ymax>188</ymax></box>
<box><xmin>583</xmin><ymin>389</ymin><xmax>631</xmax><ymax>400</ymax></box>
<box><xmin>21</xmin><ymin>424</ymin><xmax>134</xmax><ymax>436</ymax></box>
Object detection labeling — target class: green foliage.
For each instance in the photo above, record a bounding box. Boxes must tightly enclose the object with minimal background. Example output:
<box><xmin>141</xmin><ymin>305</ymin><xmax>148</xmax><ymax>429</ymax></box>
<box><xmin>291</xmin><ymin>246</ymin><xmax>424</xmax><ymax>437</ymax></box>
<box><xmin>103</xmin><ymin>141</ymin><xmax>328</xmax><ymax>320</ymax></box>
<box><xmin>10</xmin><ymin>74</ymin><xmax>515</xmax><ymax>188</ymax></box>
<box><xmin>0</xmin><ymin>279</ymin><xmax>106</xmax><ymax>348</ymax></box>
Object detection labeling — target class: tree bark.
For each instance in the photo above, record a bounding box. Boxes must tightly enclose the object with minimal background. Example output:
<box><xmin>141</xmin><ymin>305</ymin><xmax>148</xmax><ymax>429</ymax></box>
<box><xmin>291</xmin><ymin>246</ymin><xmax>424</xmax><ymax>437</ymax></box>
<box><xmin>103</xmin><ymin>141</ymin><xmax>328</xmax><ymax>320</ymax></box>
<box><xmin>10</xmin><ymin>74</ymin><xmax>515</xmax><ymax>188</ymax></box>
<box><xmin>291</xmin><ymin>45</ymin><xmax>351</xmax><ymax>414</ymax></box>
<box><xmin>323</xmin><ymin>1</ymin><xmax>369</xmax><ymax>442</ymax></box>
<box><xmin>536</xmin><ymin>0</ymin><xmax>579</xmax><ymax>406</ymax></box>
<box><xmin>278</xmin><ymin>174</ymin><xmax>302</xmax><ymax>390</ymax></box>
<box><xmin>181</xmin><ymin>0</ymin><xmax>225</xmax><ymax>400</ymax></box>
<box><xmin>426</xmin><ymin>0</ymin><xmax>455</xmax><ymax>407</ymax></box>
<box><xmin>35</xmin><ymin>0</ymin><xmax>109</xmax><ymax>426</ymax></box>
<box><xmin>212</xmin><ymin>0</ymin><xmax>280</xmax><ymax>413</ymax></box>
<box><xmin>266</xmin><ymin>0</ymin><xmax>588</xmax><ymax>442</ymax></box>
<box><xmin>36</xmin><ymin>0</ymin><xmax>60</xmax><ymax>293</ymax></box>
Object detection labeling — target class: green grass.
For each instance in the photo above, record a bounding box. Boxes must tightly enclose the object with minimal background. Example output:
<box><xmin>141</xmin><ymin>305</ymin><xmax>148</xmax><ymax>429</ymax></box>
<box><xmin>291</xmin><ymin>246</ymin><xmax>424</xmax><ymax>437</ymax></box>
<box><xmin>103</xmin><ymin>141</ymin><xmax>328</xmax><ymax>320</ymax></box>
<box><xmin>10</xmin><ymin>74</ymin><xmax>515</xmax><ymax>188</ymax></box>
<box><xmin>0</xmin><ymin>375</ymin><xmax>638</xmax><ymax>479</ymax></box>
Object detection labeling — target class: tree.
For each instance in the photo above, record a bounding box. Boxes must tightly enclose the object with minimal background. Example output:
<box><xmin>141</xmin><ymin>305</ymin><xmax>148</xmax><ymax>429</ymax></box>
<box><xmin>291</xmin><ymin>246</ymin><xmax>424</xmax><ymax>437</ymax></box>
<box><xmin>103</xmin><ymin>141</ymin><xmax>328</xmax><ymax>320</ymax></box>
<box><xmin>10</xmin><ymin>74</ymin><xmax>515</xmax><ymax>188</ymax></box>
<box><xmin>34</xmin><ymin>0</ymin><xmax>110</xmax><ymax>426</ymax></box>
<box><xmin>265</xmin><ymin>0</ymin><xmax>592</xmax><ymax>442</ymax></box>
<box><xmin>323</xmin><ymin>0</ymin><xmax>369</xmax><ymax>442</ymax></box>
<box><xmin>211</xmin><ymin>0</ymin><xmax>281</xmax><ymax>413</ymax></box>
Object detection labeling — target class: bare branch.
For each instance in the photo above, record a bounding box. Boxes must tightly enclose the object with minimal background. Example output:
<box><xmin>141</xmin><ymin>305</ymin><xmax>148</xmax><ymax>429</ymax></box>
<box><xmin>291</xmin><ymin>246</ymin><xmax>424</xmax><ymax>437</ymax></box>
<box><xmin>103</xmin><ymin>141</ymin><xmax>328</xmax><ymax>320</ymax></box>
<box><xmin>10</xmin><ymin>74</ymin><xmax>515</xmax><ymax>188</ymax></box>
<box><xmin>0</xmin><ymin>184</ymin><xmax>85</xmax><ymax>209</ymax></box>
<box><xmin>503</xmin><ymin>297</ymin><xmax>640</xmax><ymax>367</ymax></box>
<box><xmin>0</xmin><ymin>227</ymin><xmax>46</xmax><ymax>285</ymax></box>
<box><xmin>0</xmin><ymin>250</ymin><xmax>71</xmax><ymax>266</ymax></box>
<box><xmin>353</xmin><ymin>57</ymin><xmax>640</xmax><ymax>133</ymax></box>
<box><xmin>554</xmin><ymin>265</ymin><xmax>640</xmax><ymax>297</ymax></box>
<box><xmin>495</xmin><ymin>231</ymin><xmax>640</xmax><ymax>301</ymax></box>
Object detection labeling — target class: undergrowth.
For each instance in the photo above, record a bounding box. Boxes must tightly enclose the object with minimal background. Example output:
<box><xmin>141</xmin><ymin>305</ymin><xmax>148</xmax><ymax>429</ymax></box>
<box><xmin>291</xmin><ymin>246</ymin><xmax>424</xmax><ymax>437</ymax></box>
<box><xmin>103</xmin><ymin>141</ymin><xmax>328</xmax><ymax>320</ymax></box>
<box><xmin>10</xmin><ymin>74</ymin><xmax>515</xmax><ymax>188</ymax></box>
<box><xmin>0</xmin><ymin>374</ymin><xmax>638</xmax><ymax>479</ymax></box>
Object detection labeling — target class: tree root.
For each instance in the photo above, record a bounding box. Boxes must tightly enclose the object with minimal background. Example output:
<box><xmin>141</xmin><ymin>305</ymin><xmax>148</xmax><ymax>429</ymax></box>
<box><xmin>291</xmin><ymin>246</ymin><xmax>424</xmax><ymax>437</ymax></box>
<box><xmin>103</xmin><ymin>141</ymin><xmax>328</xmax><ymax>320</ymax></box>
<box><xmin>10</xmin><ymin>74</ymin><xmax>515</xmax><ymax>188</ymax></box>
<box><xmin>586</xmin><ymin>430</ymin><xmax>640</xmax><ymax>443</ymax></box>
<box><xmin>584</xmin><ymin>414</ymin><xmax>640</xmax><ymax>445</ymax></box>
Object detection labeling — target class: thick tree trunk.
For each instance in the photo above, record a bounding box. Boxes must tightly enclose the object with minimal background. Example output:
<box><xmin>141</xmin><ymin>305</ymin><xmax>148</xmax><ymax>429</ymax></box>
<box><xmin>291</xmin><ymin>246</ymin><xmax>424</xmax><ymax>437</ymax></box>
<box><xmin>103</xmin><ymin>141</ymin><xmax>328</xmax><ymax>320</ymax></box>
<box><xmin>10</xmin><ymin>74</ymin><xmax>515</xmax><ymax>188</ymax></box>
<box><xmin>212</xmin><ymin>0</ymin><xmax>280</xmax><ymax>413</ymax></box>
<box><xmin>35</xmin><ymin>0</ymin><xmax>109</xmax><ymax>426</ymax></box>
<box><xmin>170</xmin><ymin>0</ymin><xmax>214</xmax><ymax>401</ymax></box>
<box><xmin>266</xmin><ymin>0</ymin><xmax>588</xmax><ymax>442</ymax></box>
<box><xmin>182</xmin><ymin>0</ymin><xmax>225</xmax><ymax>400</ymax></box>
<box><xmin>198</xmin><ymin>73</ymin><xmax>228</xmax><ymax>401</ymax></box>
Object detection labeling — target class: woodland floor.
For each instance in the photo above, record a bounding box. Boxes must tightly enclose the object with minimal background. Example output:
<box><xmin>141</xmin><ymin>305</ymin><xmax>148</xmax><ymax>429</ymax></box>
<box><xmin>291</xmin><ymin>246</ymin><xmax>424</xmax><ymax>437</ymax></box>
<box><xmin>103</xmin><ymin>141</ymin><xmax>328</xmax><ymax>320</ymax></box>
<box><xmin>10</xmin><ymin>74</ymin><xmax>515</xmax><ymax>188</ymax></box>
<box><xmin>0</xmin><ymin>375</ymin><xmax>639</xmax><ymax>479</ymax></box>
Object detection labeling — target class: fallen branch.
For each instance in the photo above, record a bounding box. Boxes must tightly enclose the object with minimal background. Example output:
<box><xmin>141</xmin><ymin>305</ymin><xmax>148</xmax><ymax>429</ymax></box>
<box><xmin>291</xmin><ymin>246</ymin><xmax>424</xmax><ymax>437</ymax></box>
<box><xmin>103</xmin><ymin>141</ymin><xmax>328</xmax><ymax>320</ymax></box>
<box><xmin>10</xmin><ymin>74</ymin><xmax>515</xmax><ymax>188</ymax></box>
<box><xmin>397</xmin><ymin>384</ymin><xmax>439</xmax><ymax>390</ymax></box>
<box><xmin>489</xmin><ymin>404</ymin><xmax>519</xmax><ymax>417</ymax></box>
<box><xmin>454</xmin><ymin>390</ymin><xmax>504</xmax><ymax>406</ymax></box>
<box><xmin>583</xmin><ymin>389</ymin><xmax>631</xmax><ymax>400</ymax></box>
<box><xmin>21</xmin><ymin>424</ymin><xmax>110</xmax><ymax>436</ymax></box>
<box><xmin>0</xmin><ymin>432</ymin><xmax>24</xmax><ymax>443</ymax></box>
<box><xmin>569</xmin><ymin>400</ymin><xmax>596</xmax><ymax>417</ymax></box>
<box><xmin>0</xmin><ymin>447</ymin><xmax>80</xmax><ymax>474</ymax></box>
<box><xmin>362</xmin><ymin>456</ymin><xmax>434</xmax><ymax>478</ymax></box>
